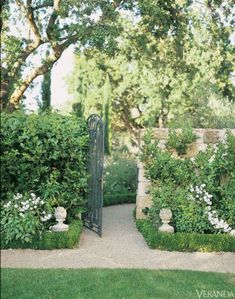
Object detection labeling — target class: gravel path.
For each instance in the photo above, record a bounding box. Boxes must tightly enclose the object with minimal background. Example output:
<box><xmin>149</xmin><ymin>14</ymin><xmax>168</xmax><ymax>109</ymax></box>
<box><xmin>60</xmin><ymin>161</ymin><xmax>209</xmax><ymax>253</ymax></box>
<box><xmin>1</xmin><ymin>204</ymin><xmax>235</xmax><ymax>273</ymax></box>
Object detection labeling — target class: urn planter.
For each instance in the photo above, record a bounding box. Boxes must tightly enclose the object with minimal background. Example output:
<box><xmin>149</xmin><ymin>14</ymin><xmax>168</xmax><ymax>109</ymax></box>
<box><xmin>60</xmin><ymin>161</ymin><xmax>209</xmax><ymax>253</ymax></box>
<box><xmin>159</xmin><ymin>208</ymin><xmax>174</xmax><ymax>233</ymax></box>
<box><xmin>51</xmin><ymin>207</ymin><xmax>69</xmax><ymax>232</ymax></box>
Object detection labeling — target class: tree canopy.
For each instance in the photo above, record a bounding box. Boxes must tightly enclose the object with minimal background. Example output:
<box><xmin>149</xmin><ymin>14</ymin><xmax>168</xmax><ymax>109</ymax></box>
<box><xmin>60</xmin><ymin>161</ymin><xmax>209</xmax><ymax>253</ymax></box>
<box><xmin>1</xmin><ymin>0</ymin><xmax>234</xmax><ymax>136</ymax></box>
<box><xmin>1</xmin><ymin>0</ymin><xmax>132</xmax><ymax>110</ymax></box>
<box><xmin>66</xmin><ymin>2</ymin><xmax>235</xmax><ymax>143</ymax></box>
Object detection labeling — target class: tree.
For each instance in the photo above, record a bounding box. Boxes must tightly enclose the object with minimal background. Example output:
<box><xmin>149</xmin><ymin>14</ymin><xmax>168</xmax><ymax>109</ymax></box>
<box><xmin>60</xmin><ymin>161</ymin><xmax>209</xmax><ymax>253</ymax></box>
<box><xmin>102</xmin><ymin>74</ymin><xmax>112</xmax><ymax>155</ymax></box>
<box><xmin>40</xmin><ymin>69</ymin><xmax>51</xmax><ymax>111</ymax></box>
<box><xmin>66</xmin><ymin>2</ymin><xmax>235</xmax><ymax>141</ymax></box>
<box><xmin>1</xmin><ymin>0</ymin><xmax>133</xmax><ymax>111</ymax></box>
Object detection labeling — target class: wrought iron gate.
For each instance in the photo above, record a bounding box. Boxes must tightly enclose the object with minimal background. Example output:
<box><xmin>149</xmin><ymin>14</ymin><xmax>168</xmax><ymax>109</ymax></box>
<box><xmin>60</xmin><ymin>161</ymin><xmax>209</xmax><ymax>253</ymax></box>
<box><xmin>83</xmin><ymin>114</ymin><xmax>104</xmax><ymax>236</ymax></box>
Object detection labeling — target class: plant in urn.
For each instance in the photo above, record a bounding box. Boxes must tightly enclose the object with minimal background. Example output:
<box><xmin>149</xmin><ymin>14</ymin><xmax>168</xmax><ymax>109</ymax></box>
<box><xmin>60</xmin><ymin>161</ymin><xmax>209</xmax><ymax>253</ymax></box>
<box><xmin>159</xmin><ymin>208</ymin><xmax>174</xmax><ymax>233</ymax></box>
<box><xmin>51</xmin><ymin>207</ymin><xmax>69</xmax><ymax>232</ymax></box>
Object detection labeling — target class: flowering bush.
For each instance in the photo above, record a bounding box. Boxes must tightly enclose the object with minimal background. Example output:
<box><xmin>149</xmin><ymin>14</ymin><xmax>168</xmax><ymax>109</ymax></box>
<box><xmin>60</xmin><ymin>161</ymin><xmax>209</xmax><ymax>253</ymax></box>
<box><xmin>188</xmin><ymin>184</ymin><xmax>231</xmax><ymax>233</ymax></box>
<box><xmin>141</xmin><ymin>130</ymin><xmax>235</xmax><ymax>234</ymax></box>
<box><xmin>1</xmin><ymin>192</ymin><xmax>53</xmax><ymax>244</ymax></box>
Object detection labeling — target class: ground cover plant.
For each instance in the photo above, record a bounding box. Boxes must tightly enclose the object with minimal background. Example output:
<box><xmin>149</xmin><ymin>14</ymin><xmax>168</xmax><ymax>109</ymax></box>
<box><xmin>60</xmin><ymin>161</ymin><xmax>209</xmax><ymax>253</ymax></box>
<box><xmin>2</xmin><ymin>269</ymin><xmax>235</xmax><ymax>299</ymax></box>
<box><xmin>0</xmin><ymin>112</ymin><xmax>89</xmax><ymax>246</ymax></box>
<box><xmin>103</xmin><ymin>152</ymin><xmax>137</xmax><ymax>206</ymax></box>
<box><xmin>140</xmin><ymin>129</ymin><xmax>235</xmax><ymax>248</ymax></box>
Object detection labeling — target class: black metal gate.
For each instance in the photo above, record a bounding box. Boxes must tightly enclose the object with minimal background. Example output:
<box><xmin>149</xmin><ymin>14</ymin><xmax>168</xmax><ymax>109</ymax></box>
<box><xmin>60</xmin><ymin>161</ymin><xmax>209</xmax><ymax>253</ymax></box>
<box><xmin>83</xmin><ymin>114</ymin><xmax>104</xmax><ymax>236</ymax></box>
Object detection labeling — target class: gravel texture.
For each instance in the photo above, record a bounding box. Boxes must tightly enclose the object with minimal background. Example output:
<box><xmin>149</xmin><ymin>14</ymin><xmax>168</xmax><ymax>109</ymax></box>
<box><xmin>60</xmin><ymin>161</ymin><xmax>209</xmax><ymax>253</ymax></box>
<box><xmin>1</xmin><ymin>204</ymin><xmax>235</xmax><ymax>273</ymax></box>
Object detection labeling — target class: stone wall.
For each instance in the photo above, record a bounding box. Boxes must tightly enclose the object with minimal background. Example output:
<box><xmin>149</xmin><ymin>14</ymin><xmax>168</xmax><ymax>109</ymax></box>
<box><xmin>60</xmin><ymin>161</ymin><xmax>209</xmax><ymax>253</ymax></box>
<box><xmin>136</xmin><ymin>128</ymin><xmax>235</xmax><ymax>219</ymax></box>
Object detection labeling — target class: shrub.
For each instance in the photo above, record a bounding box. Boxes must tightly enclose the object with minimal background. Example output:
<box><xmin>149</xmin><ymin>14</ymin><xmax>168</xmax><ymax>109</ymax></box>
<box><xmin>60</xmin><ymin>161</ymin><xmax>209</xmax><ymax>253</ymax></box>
<box><xmin>1</xmin><ymin>192</ymin><xmax>53</xmax><ymax>244</ymax></box>
<box><xmin>103</xmin><ymin>152</ymin><xmax>137</xmax><ymax>206</ymax></box>
<box><xmin>136</xmin><ymin>219</ymin><xmax>235</xmax><ymax>252</ymax></box>
<box><xmin>166</xmin><ymin>127</ymin><xmax>197</xmax><ymax>155</ymax></box>
<box><xmin>1</xmin><ymin>220</ymin><xmax>83</xmax><ymax>250</ymax></box>
<box><xmin>141</xmin><ymin>129</ymin><xmax>235</xmax><ymax>235</ymax></box>
<box><xmin>0</xmin><ymin>111</ymin><xmax>89</xmax><ymax>244</ymax></box>
<box><xmin>103</xmin><ymin>193</ymin><xmax>136</xmax><ymax>206</ymax></box>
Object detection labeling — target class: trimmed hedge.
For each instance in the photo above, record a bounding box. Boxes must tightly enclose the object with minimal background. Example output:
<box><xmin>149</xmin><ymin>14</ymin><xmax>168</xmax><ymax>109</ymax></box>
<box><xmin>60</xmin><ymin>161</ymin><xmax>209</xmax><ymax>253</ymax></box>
<box><xmin>1</xmin><ymin>220</ymin><xmax>83</xmax><ymax>250</ymax></box>
<box><xmin>136</xmin><ymin>219</ymin><xmax>235</xmax><ymax>252</ymax></box>
<box><xmin>1</xmin><ymin>111</ymin><xmax>89</xmax><ymax>212</ymax></box>
<box><xmin>103</xmin><ymin>193</ymin><xmax>136</xmax><ymax>207</ymax></box>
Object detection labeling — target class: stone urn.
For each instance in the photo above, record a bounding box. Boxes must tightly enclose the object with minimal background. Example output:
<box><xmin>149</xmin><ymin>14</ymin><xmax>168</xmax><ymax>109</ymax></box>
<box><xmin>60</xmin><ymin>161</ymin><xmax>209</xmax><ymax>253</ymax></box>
<box><xmin>51</xmin><ymin>207</ymin><xmax>69</xmax><ymax>232</ymax></box>
<box><xmin>159</xmin><ymin>208</ymin><xmax>174</xmax><ymax>233</ymax></box>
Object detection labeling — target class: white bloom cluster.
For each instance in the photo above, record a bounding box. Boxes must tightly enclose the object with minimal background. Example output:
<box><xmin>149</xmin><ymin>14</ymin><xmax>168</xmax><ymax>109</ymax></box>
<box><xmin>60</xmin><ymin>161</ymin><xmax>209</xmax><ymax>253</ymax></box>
<box><xmin>206</xmin><ymin>209</ymin><xmax>231</xmax><ymax>233</ymax></box>
<box><xmin>189</xmin><ymin>184</ymin><xmax>232</xmax><ymax>233</ymax></box>
<box><xmin>3</xmin><ymin>192</ymin><xmax>51</xmax><ymax>223</ymax></box>
<box><xmin>40</xmin><ymin>213</ymin><xmax>52</xmax><ymax>222</ymax></box>
<box><xmin>13</xmin><ymin>193</ymin><xmax>23</xmax><ymax>200</ymax></box>
<box><xmin>3</xmin><ymin>201</ymin><xmax>11</xmax><ymax>208</ymax></box>
<box><xmin>189</xmin><ymin>184</ymin><xmax>212</xmax><ymax>205</ymax></box>
<box><xmin>18</xmin><ymin>193</ymin><xmax>43</xmax><ymax>213</ymax></box>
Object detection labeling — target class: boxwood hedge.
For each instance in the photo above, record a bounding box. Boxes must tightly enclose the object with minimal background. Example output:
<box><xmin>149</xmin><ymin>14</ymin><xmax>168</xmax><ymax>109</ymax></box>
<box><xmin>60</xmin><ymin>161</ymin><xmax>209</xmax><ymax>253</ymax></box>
<box><xmin>136</xmin><ymin>219</ymin><xmax>235</xmax><ymax>252</ymax></box>
<box><xmin>1</xmin><ymin>220</ymin><xmax>83</xmax><ymax>250</ymax></box>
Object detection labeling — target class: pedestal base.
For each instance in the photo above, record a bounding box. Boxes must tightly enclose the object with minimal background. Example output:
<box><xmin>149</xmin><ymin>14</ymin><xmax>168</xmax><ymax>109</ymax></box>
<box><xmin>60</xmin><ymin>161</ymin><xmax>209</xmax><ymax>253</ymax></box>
<box><xmin>159</xmin><ymin>223</ymin><xmax>174</xmax><ymax>233</ymax></box>
<box><xmin>51</xmin><ymin>223</ymin><xmax>69</xmax><ymax>232</ymax></box>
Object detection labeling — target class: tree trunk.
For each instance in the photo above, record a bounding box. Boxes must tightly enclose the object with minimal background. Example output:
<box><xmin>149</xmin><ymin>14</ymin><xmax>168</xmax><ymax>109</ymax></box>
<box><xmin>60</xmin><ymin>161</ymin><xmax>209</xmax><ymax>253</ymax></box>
<box><xmin>7</xmin><ymin>54</ymin><xmax>60</xmax><ymax>109</ymax></box>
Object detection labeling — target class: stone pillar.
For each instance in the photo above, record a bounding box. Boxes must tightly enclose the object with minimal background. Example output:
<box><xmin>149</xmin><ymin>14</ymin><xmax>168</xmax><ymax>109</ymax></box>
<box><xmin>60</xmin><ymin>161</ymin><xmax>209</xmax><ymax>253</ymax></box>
<box><xmin>136</xmin><ymin>160</ymin><xmax>152</xmax><ymax>219</ymax></box>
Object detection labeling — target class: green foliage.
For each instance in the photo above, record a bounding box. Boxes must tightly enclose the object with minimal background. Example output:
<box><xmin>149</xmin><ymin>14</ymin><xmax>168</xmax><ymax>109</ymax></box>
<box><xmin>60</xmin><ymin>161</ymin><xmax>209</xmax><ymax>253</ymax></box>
<box><xmin>103</xmin><ymin>75</ymin><xmax>112</xmax><ymax>155</ymax></box>
<box><xmin>1</xmin><ymin>220</ymin><xmax>83</xmax><ymax>250</ymax></box>
<box><xmin>66</xmin><ymin>4</ymin><xmax>235</xmax><ymax>141</ymax></box>
<box><xmin>103</xmin><ymin>153</ymin><xmax>137</xmax><ymax>206</ymax></box>
<box><xmin>103</xmin><ymin>193</ymin><xmax>136</xmax><ymax>207</ymax></box>
<box><xmin>136</xmin><ymin>219</ymin><xmax>235</xmax><ymax>252</ymax></box>
<box><xmin>2</xmin><ymin>1</ymin><xmax>130</xmax><ymax>108</ymax></box>
<box><xmin>1</xmin><ymin>192</ymin><xmax>53</xmax><ymax>244</ymax></box>
<box><xmin>141</xmin><ymin>130</ymin><xmax>235</xmax><ymax>234</ymax></box>
<box><xmin>166</xmin><ymin>127</ymin><xmax>197</xmax><ymax>155</ymax></box>
<box><xmin>0</xmin><ymin>111</ymin><xmax>89</xmax><ymax>244</ymax></box>
<box><xmin>40</xmin><ymin>70</ymin><xmax>52</xmax><ymax>111</ymax></box>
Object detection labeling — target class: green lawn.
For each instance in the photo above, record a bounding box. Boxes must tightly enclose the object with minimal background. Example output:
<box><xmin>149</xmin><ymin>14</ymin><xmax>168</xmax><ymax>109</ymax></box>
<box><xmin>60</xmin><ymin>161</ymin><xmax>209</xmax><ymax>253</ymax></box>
<box><xmin>1</xmin><ymin>269</ymin><xmax>235</xmax><ymax>299</ymax></box>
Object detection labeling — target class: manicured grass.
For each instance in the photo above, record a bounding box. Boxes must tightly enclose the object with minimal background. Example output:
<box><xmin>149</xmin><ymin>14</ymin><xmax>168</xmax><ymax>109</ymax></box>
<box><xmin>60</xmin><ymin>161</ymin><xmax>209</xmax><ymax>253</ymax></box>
<box><xmin>1</xmin><ymin>269</ymin><xmax>235</xmax><ymax>299</ymax></box>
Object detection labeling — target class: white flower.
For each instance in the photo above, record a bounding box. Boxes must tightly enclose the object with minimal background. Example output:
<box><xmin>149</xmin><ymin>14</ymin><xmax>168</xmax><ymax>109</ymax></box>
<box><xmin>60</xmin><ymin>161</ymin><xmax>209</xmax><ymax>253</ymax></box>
<box><xmin>208</xmin><ymin>155</ymin><xmax>215</xmax><ymax>163</ymax></box>
<box><xmin>14</xmin><ymin>204</ymin><xmax>18</xmax><ymax>208</ymax></box>
<box><xmin>4</xmin><ymin>202</ymin><xmax>11</xmax><ymax>208</ymax></box>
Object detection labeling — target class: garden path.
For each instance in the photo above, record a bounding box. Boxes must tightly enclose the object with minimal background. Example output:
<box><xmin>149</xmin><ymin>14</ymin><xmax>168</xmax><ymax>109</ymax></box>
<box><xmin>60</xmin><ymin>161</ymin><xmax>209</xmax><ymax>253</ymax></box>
<box><xmin>1</xmin><ymin>204</ymin><xmax>235</xmax><ymax>273</ymax></box>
